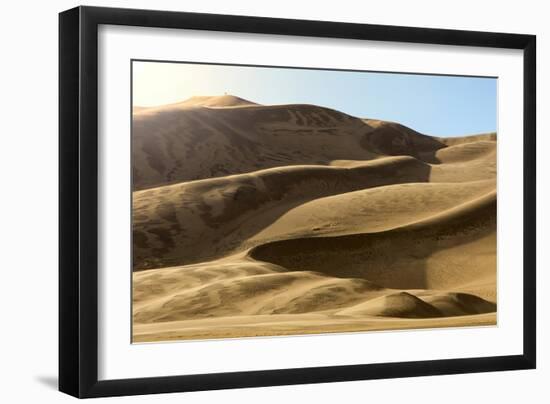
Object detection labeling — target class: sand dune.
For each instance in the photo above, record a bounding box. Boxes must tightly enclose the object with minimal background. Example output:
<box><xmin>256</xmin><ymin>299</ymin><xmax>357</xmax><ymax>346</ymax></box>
<box><xmin>132</xmin><ymin>101</ymin><xmax>367</xmax><ymax>189</ymax></box>
<box><xmin>251</xmin><ymin>179</ymin><xmax>495</xmax><ymax>240</ymax></box>
<box><xmin>132</xmin><ymin>96</ymin><xmax>497</xmax><ymax>342</ymax></box>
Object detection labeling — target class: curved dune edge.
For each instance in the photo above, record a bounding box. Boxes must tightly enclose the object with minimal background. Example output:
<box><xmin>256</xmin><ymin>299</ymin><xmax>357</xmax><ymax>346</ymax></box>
<box><xmin>251</xmin><ymin>180</ymin><xmax>495</xmax><ymax>242</ymax></box>
<box><xmin>247</xmin><ymin>190</ymin><xmax>495</xmax><ymax>287</ymax></box>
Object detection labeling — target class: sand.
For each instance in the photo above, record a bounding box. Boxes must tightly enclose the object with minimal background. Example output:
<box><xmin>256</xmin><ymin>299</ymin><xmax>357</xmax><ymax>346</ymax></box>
<box><xmin>132</xmin><ymin>95</ymin><xmax>497</xmax><ymax>342</ymax></box>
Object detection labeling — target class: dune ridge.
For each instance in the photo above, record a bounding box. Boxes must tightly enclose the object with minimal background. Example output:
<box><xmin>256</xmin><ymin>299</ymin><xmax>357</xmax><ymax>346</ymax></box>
<box><xmin>132</xmin><ymin>96</ymin><xmax>497</xmax><ymax>342</ymax></box>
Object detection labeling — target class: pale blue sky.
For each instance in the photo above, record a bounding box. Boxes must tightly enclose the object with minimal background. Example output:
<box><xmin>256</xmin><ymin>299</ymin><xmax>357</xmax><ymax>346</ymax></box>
<box><xmin>133</xmin><ymin>61</ymin><xmax>497</xmax><ymax>137</ymax></box>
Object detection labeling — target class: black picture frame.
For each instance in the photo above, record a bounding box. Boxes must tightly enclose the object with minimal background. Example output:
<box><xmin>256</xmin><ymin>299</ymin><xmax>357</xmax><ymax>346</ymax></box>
<box><xmin>59</xmin><ymin>5</ymin><xmax>536</xmax><ymax>398</ymax></box>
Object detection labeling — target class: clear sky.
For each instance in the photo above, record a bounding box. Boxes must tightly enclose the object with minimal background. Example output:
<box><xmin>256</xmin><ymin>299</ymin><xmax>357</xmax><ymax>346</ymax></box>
<box><xmin>133</xmin><ymin>60</ymin><xmax>497</xmax><ymax>137</ymax></box>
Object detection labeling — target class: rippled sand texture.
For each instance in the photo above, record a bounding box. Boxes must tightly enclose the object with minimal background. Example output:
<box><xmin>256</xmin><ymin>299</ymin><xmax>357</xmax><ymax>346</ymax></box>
<box><xmin>132</xmin><ymin>95</ymin><xmax>497</xmax><ymax>342</ymax></box>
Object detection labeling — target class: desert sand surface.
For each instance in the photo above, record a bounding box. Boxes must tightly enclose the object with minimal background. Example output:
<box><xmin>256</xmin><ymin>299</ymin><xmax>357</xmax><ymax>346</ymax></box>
<box><xmin>132</xmin><ymin>95</ymin><xmax>497</xmax><ymax>342</ymax></box>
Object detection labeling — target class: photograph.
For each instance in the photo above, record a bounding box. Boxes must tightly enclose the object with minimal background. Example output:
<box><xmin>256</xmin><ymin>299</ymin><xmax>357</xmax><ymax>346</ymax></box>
<box><xmin>54</xmin><ymin>4</ymin><xmax>539</xmax><ymax>399</ymax></box>
<box><xmin>130</xmin><ymin>61</ymin><xmax>498</xmax><ymax>343</ymax></box>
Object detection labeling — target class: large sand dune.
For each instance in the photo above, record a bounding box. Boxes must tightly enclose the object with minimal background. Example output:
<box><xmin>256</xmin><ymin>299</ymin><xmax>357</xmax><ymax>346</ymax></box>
<box><xmin>132</xmin><ymin>96</ymin><xmax>497</xmax><ymax>342</ymax></box>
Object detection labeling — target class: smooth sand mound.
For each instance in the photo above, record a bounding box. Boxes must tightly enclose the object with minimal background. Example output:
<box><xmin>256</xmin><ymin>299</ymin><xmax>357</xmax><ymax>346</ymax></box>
<box><xmin>419</xmin><ymin>292</ymin><xmax>496</xmax><ymax>316</ymax></box>
<box><xmin>430</xmin><ymin>146</ymin><xmax>496</xmax><ymax>182</ymax></box>
<box><xmin>339</xmin><ymin>291</ymin><xmax>495</xmax><ymax>318</ymax></box>
<box><xmin>251</xmin><ymin>179</ymin><xmax>495</xmax><ymax>240</ymax></box>
<box><xmin>338</xmin><ymin>292</ymin><xmax>442</xmax><ymax>318</ymax></box>
<box><xmin>434</xmin><ymin>140</ymin><xmax>496</xmax><ymax>164</ymax></box>
<box><xmin>437</xmin><ymin>132</ymin><xmax>496</xmax><ymax>146</ymax></box>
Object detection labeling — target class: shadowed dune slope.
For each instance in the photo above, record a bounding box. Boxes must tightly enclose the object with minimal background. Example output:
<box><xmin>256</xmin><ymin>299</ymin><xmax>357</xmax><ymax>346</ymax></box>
<box><xmin>361</xmin><ymin>120</ymin><xmax>446</xmax><ymax>161</ymax></box>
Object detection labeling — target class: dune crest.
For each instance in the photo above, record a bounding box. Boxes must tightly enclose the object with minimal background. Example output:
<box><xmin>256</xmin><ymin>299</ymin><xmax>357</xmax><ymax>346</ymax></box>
<box><xmin>179</xmin><ymin>95</ymin><xmax>259</xmax><ymax>107</ymax></box>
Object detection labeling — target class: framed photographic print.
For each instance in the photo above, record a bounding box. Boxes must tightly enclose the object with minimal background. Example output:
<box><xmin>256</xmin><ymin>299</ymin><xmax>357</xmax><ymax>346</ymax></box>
<box><xmin>59</xmin><ymin>6</ymin><xmax>536</xmax><ymax>398</ymax></box>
